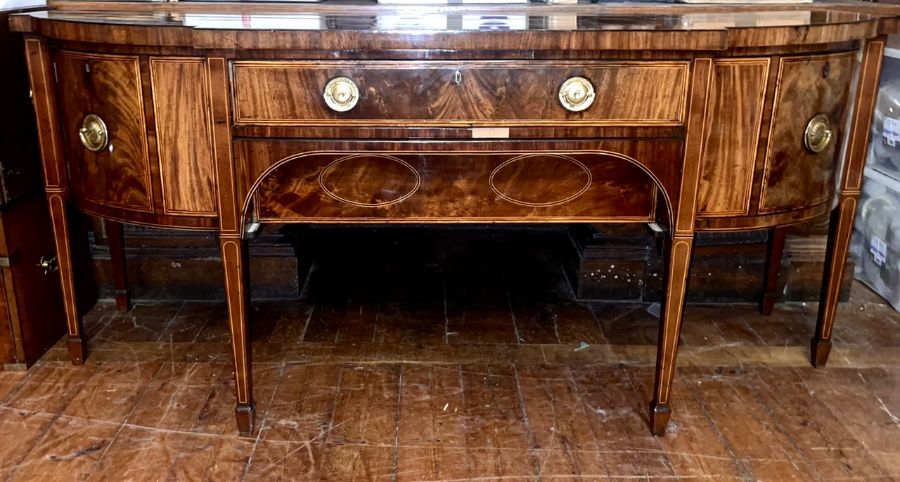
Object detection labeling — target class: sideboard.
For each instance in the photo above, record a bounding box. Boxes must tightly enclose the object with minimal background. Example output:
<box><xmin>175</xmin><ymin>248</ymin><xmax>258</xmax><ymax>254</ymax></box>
<box><xmin>11</xmin><ymin>1</ymin><xmax>900</xmax><ymax>436</ymax></box>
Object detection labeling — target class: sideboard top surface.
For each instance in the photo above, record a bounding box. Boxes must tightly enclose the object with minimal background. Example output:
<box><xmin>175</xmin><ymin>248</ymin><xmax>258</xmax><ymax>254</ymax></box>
<box><xmin>10</xmin><ymin>1</ymin><xmax>900</xmax><ymax>50</ymax></box>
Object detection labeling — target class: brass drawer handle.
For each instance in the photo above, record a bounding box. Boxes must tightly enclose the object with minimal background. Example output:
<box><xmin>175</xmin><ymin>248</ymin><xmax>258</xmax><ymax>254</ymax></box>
<box><xmin>78</xmin><ymin>114</ymin><xmax>109</xmax><ymax>152</ymax></box>
<box><xmin>323</xmin><ymin>76</ymin><xmax>360</xmax><ymax>113</ymax></box>
<box><xmin>804</xmin><ymin>113</ymin><xmax>833</xmax><ymax>154</ymax></box>
<box><xmin>559</xmin><ymin>76</ymin><xmax>595</xmax><ymax>112</ymax></box>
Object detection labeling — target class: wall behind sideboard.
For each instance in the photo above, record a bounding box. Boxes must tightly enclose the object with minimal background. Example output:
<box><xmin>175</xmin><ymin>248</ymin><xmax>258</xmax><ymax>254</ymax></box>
<box><xmin>86</xmin><ymin>217</ymin><xmax>852</xmax><ymax>304</ymax></box>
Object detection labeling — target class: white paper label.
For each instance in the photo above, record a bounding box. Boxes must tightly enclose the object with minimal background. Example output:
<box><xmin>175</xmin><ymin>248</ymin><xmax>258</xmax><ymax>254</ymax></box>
<box><xmin>883</xmin><ymin>117</ymin><xmax>900</xmax><ymax>148</ymax></box>
<box><xmin>471</xmin><ymin>127</ymin><xmax>509</xmax><ymax>139</ymax></box>
<box><xmin>870</xmin><ymin>236</ymin><xmax>888</xmax><ymax>267</ymax></box>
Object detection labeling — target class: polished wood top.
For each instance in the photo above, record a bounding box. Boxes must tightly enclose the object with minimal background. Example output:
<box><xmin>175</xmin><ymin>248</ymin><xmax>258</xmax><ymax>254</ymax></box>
<box><xmin>10</xmin><ymin>1</ymin><xmax>900</xmax><ymax>50</ymax></box>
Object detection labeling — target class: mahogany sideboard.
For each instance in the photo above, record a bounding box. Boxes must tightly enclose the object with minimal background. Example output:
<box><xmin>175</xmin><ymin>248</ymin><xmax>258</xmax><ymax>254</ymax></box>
<box><xmin>11</xmin><ymin>0</ymin><xmax>900</xmax><ymax>436</ymax></box>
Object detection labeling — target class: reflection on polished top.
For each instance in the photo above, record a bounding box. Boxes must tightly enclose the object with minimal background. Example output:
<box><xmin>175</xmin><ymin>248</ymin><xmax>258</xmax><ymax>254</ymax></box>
<box><xmin>23</xmin><ymin>9</ymin><xmax>860</xmax><ymax>31</ymax></box>
<box><xmin>0</xmin><ymin>0</ymin><xmax>48</xmax><ymax>13</ymax></box>
<box><xmin>13</xmin><ymin>1</ymin><xmax>900</xmax><ymax>51</ymax></box>
<box><xmin>13</xmin><ymin>1</ymin><xmax>898</xmax><ymax>32</ymax></box>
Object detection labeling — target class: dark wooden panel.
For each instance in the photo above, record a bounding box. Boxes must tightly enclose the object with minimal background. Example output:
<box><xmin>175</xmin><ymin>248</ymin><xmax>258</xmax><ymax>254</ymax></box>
<box><xmin>697</xmin><ymin>58</ymin><xmax>769</xmax><ymax>217</ymax></box>
<box><xmin>0</xmin><ymin>12</ymin><xmax>42</xmax><ymax>205</ymax></box>
<box><xmin>149</xmin><ymin>58</ymin><xmax>217</xmax><ymax>216</ymax></box>
<box><xmin>231</xmin><ymin>61</ymin><xmax>688</xmax><ymax>126</ymax></box>
<box><xmin>55</xmin><ymin>50</ymin><xmax>153</xmax><ymax>212</ymax></box>
<box><xmin>235</xmin><ymin>144</ymin><xmax>663</xmax><ymax>223</ymax></box>
<box><xmin>759</xmin><ymin>52</ymin><xmax>854</xmax><ymax>214</ymax></box>
<box><xmin>0</xmin><ymin>192</ymin><xmax>67</xmax><ymax>368</ymax></box>
<box><xmin>0</xmin><ymin>271</ymin><xmax>13</xmax><ymax>366</ymax></box>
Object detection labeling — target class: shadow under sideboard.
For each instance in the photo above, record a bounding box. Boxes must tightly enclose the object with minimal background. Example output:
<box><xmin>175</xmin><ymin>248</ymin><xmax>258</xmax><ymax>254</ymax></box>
<box><xmin>86</xmin><ymin>220</ymin><xmax>853</xmax><ymax>304</ymax></box>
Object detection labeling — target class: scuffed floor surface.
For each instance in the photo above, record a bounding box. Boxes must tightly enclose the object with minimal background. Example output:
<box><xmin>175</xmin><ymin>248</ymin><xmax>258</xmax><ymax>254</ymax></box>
<box><xmin>0</xmin><ymin>268</ymin><xmax>898</xmax><ymax>480</ymax></box>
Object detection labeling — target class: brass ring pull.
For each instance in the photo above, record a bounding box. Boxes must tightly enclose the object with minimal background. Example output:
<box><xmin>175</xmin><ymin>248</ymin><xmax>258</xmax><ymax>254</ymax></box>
<box><xmin>804</xmin><ymin>113</ymin><xmax>834</xmax><ymax>154</ymax></box>
<box><xmin>559</xmin><ymin>76</ymin><xmax>595</xmax><ymax>112</ymax></box>
<box><xmin>323</xmin><ymin>77</ymin><xmax>360</xmax><ymax>113</ymax></box>
<box><xmin>78</xmin><ymin>114</ymin><xmax>108</xmax><ymax>152</ymax></box>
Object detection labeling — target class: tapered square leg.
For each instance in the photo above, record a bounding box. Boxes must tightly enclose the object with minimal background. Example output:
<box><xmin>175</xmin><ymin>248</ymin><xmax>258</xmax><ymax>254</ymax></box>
<box><xmin>649</xmin><ymin>236</ymin><xmax>694</xmax><ymax>437</ymax></box>
<box><xmin>649</xmin><ymin>402</ymin><xmax>672</xmax><ymax>436</ymax></box>
<box><xmin>810</xmin><ymin>338</ymin><xmax>832</xmax><ymax>368</ymax></box>
<box><xmin>760</xmin><ymin>226</ymin><xmax>786</xmax><ymax>316</ymax></box>
<box><xmin>24</xmin><ymin>38</ymin><xmax>89</xmax><ymax>366</ymax></box>
<box><xmin>47</xmin><ymin>193</ymin><xmax>88</xmax><ymax>365</ymax></box>
<box><xmin>812</xmin><ymin>196</ymin><xmax>857</xmax><ymax>368</ymax></box>
<box><xmin>221</xmin><ymin>237</ymin><xmax>255</xmax><ymax>436</ymax></box>
<box><xmin>105</xmin><ymin>220</ymin><xmax>130</xmax><ymax>313</ymax></box>
<box><xmin>235</xmin><ymin>402</ymin><xmax>256</xmax><ymax>437</ymax></box>
<box><xmin>67</xmin><ymin>336</ymin><xmax>86</xmax><ymax>365</ymax></box>
<box><xmin>811</xmin><ymin>38</ymin><xmax>886</xmax><ymax>368</ymax></box>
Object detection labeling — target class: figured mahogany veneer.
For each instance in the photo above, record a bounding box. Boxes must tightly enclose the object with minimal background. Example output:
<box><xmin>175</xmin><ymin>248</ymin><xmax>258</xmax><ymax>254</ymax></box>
<box><xmin>51</xmin><ymin>51</ymin><xmax>219</xmax><ymax>228</ymax></box>
<box><xmin>12</xmin><ymin>1</ymin><xmax>899</xmax><ymax>439</ymax></box>
<box><xmin>235</xmin><ymin>141</ymin><xmax>680</xmax><ymax>223</ymax></box>
<box><xmin>149</xmin><ymin>58</ymin><xmax>218</xmax><ymax>217</ymax></box>
<box><xmin>760</xmin><ymin>52</ymin><xmax>855</xmax><ymax>214</ymax></box>
<box><xmin>232</xmin><ymin>61</ymin><xmax>689</xmax><ymax>126</ymax></box>
<box><xmin>55</xmin><ymin>51</ymin><xmax>153</xmax><ymax>213</ymax></box>
<box><xmin>697</xmin><ymin>58</ymin><xmax>769</xmax><ymax>217</ymax></box>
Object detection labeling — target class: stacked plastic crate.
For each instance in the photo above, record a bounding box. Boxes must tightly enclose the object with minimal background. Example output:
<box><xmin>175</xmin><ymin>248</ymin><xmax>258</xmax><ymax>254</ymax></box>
<box><xmin>852</xmin><ymin>45</ymin><xmax>900</xmax><ymax>311</ymax></box>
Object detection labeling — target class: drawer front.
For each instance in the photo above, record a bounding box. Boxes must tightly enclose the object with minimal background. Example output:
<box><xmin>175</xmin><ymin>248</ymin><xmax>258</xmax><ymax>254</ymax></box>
<box><xmin>235</xmin><ymin>140</ymin><xmax>682</xmax><ymax>223</ymax></box>
<box><xmin>231</xmin><ymin>61</ymin><xmax>689</xmax><ymax>126</ymax></box>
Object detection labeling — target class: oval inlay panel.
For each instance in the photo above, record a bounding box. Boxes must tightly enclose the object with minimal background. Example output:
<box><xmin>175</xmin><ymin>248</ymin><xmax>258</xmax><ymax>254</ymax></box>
<box><xmin>319</xmin><ymin>154</ymin><xmax>420</xmax><ymax>207</ymax></box>
<box><xmin>490</xmin><ymin>154</ymin><xmax>592</xmax><ymax>207</ymax></box>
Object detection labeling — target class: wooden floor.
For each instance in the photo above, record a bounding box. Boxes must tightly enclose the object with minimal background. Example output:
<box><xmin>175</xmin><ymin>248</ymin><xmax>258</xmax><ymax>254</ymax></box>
<box><xmin>0</xmin><ymin>246</ymin><xmax>899</xmax><ymax>481</ymax></box>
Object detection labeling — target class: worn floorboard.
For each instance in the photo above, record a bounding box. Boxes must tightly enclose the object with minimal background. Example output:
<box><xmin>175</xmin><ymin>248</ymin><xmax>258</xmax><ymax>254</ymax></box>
<box><xmin>0</xmin><ymin>257</ymin><xmax>898</xmax><ymax>481</ymax></box>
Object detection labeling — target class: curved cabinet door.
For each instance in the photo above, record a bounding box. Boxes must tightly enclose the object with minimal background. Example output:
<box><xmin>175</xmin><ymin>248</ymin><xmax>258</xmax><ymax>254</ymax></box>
<box><xmin>760</xmin><ymin>52</ymin><xmax>855</xmax><ymax>214</ymax></box>
<box><xmin>54</xmin><ymin>51</ymin><xmax>153</xmax><ymax>213</ymax></box>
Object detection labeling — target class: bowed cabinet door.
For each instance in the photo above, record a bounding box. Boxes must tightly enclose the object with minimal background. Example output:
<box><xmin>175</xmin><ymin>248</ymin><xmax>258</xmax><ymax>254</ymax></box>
<box><xmin>759</xmin><ymin>52</ymin><xmax>855</xmax><ymax>214</ymax></box>
<box><xmin>53</xmin><ymin>50</ymin><xmax>154</xmax><ymax>214</ymax></box>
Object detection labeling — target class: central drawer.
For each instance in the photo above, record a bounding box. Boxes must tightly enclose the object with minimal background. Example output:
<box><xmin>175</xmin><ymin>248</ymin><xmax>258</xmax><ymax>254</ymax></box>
<box><xmin>231</xmin><ymin>61</ymin><xmax>689</xmax><ymax>126</ymax></box>
<box><xmin>234</xmin><ymin>139</ymin><xmax>684</xmax><ymax>223</ymax></box>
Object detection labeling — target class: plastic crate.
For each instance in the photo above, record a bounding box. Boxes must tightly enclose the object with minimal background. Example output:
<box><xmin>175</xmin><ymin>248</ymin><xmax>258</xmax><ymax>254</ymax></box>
<box><xmin>868</xmin><ymin>49</ymin><xmax>900</xmax><ymax>182</ymax></box>
<box><xmin>852</xmin><ymin>168</ymin><xmax>900</xmax><ymax>312</ymax></box>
